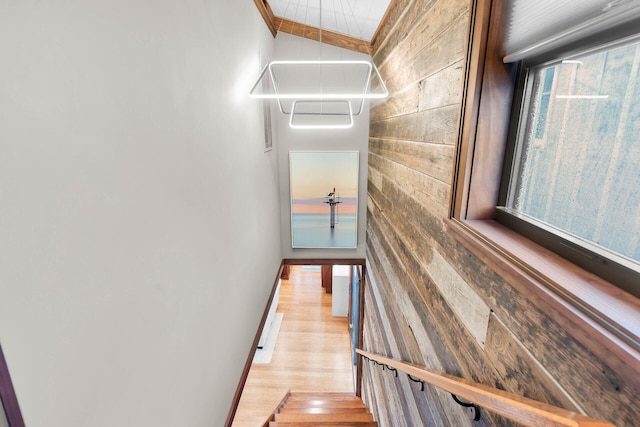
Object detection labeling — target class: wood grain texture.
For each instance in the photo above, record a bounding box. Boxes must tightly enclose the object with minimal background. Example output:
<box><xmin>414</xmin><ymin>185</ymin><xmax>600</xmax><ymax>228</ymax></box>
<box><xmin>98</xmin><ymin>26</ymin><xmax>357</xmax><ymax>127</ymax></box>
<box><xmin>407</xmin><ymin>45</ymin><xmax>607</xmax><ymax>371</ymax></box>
<box><xmin>358</xmin><ymin>350</ymin><xmax>616</xmax><ymax>427</ymax></box>
<box><xmin>273</xmin><ymin>391</ymin><xmax>374</xmax><ymax>427</ymax></box>
<box><xmin>280</xmin><ymin>264</ymin><xmax>290</xmax><ymax>280</ymax></box>
<box><xmin>370</xmin><ymin>0</ymin><xmax>404</xmax><ymax>47</ymax></box>
<box><xmin>261</xmin><ymin>391</ymin><xmax>290</xmax><ymax>427</ymax></box>
<box><xmin>375</xmin><ymin>2</ymin><xmax>470</xmax><ymax>92</ymax></box>
<box><xmin>366</xmin><ymin>205</ymin><xmax>515</xmax><ymax>426</ymax></box>
<box><xmin>463</xmin><ymin>0</ymin><xmax>515</xmax><ymax>220</ymax></box>
<box><xmin>363</xmin><ymin>265</ymin><xmax>477</xmax><ymax>427</ymax></box>
<box><xmin>274</xmin><ymin>412</ymin><xmax>373</xmax><ymax>422</ymax></box>
<box><xmin>370</xmin><ymin>105</ymin><xmax>460</xmax><ymax>145</ymax></box>
<box><xmin>368</xmin><ymin>152</ymin><xmax>450</xmax><ymax>219</ymax></box>
<box><xmin>321</xmin><ymin>265</ymin><xmax>332</xmax><ymax>293</ymax></box>
<box><xmin>373</xmin><ymin>0</ymin><xmax>437</xmax><ymax>66</ymax></box>
<box><xmin>232</xmin><ymin>266</ymin><xmax>354</xmax><ymax>427</ymax></box>
<box><xmin>451</xmin><ymin>0</ymin><xmax>493</xmax><ymax>220</ymax></box>
<box><xmin>363</xmin><ymin>0</ymin><xmax>640</xmax><ymax>425</ymax></box>
<box><xmin>462</xmin><ymin>219</ymin><xmax>640</xmax><ymax>355</ymax></box>
<box><xmin>273</xmin><ymin>17</ymin><xmax>372</xmax><ymax>54</ymax></box>
<box><xmin>369</xmin><ymin>84</ymin><xmax>420</xmax><ymax>122</ymax></box>
<box><xmin>453</xmin><ymin>221</ymin><xmax>638</xmax><ymax>425</ymax></box>
<box><xmin>254</xmin><ymin>0</ymin><xmax>277</xmax><ymax>37</ymax></box>
<box><xmin>483</xmin><ymin>313</ymin><xmax>581</xmax><ymax>411</ymax></box>
<box><xmin>369</xmin><ymin>138</ymin><xmax>455</xmax><ymax>185</ymax></box>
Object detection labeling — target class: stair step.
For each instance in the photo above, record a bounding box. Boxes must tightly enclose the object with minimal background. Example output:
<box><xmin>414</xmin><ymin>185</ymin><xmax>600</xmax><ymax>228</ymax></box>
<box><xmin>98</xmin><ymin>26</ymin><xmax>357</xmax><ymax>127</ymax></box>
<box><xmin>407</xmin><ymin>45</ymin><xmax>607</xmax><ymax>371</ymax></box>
<box><xmin>283</xmin><ymin>400</ymin><xmax>366</xmax><ymax>409</ymax></box>
<box><xmin>279</xmin><ymin>407</ymin><xmax>369</xmax><ymax>414</ymax></box>
<box><xmin>287</xmin><ymin>393</ymin><xmax>358</xmax><ymax>401</ymax></box>
<box><xmin>274</xmin><ymin>413</ymin><xmax>374</xmax><ymax>423</ymax></box>
<box><xmin>266</xmin><ymin>392</ymin><xmax>377</xmax><ymax>426</ymax></box>
<box><xmin>269</xmin><ymin>423</ymin><xmax>378</xmax><ymax>427</ymax></box>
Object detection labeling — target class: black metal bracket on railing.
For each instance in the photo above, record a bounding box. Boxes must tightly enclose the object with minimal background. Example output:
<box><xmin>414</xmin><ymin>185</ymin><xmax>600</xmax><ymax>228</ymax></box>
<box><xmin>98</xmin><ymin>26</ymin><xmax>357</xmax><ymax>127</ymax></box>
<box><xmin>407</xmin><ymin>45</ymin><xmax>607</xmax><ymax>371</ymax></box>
<box><xmin>362</xmin><ymin>354</ymin><xmax>480</xmax><ymax>422</ymax></box>
<box><xmin>407</xmin><ymin>374</ymin><xmax>425</xmax><ymax>391</ymax></box>
<box><xmin>362</xmin><ymin>355</ymin><xmax>397</xmax><ymax>377</ymax></box>
<box><xmin>451</xmin><ymin>394</ymin><xmax>481</xmax><ymax>422</ymax></box>
<box><xmin>386</xmin><ymin>365</ymin><xmax>398</xmax><ymax>377</ymax></box>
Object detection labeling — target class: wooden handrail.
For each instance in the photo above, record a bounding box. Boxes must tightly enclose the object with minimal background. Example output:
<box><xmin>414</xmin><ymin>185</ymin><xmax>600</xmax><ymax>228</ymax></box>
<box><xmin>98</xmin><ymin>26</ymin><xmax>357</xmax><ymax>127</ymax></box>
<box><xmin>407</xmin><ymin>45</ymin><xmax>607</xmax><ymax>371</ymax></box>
<box><xmin>357</xmin><ymin>349</ymin><xmax>615</xmax><ymax>427</ymax></box>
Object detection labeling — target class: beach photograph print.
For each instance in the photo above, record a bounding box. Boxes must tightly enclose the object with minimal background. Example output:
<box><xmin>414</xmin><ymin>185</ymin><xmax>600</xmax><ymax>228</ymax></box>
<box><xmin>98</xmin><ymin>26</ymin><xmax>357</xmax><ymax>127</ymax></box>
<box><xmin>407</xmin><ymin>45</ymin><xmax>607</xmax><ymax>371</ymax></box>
<box><xmin>289</xmin><ymin>151</ymin><xmax>359</xmax><ymax>249</ymax></box>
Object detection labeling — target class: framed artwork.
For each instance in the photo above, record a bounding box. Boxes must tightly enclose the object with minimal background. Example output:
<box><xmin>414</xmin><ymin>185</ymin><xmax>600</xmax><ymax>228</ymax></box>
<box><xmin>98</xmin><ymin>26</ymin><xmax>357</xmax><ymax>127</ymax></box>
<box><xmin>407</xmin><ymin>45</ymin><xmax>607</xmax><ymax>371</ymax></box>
<box><xmin>289</xmin><ymin>151</ymin><xmax>359</xmax><ymax>248</ymax></box>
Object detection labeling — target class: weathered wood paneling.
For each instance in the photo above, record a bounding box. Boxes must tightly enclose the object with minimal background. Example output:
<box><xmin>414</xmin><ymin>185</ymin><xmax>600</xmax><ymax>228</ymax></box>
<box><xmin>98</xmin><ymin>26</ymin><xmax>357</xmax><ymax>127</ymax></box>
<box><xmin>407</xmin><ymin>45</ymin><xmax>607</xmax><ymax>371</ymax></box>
<box><xmin>376</xmin><ymin>3</ymin><xmax>470</xmax><ymax>92</ymax></box>
<box><xmin>368</xmin><ymin>152</ymin><xmax>449</xmax><ymax>219</ymax></box>
<box><xmin>369</xmin><ymin>138</ymin><xmax>455</xmax><ymax>184</ymax></box>
<box><xmin>369</xmin><ymin>59</ymin><xmax>464</xmax><ymax>122</ymax></box>
<box><xmin>363</xmin><ymin>267</ymin><xmax>480</xmax><ymax>427</ymax></box>
<box><xmin>366</xmin><ymin>214</ymin><xmax>515</xmax><ymax>426</ymax></box>
<box><xmin>373</xmin><ymin>0</ymin><xmax>434</xmax><ymax>64</ymax></box>
<box><xmin>370</xmin><ymin>105</ymin><xmax>460</xmax><ymax>145</ymax></box>
<box><xmin>483</xmin><ymin>313</ymin><xmax>581</xmax><ymax>411</ymax></box>
<box><xmin>363</xmin><ymin>0</ymin><xmax>640</xmax><ymax>426</ymax></box>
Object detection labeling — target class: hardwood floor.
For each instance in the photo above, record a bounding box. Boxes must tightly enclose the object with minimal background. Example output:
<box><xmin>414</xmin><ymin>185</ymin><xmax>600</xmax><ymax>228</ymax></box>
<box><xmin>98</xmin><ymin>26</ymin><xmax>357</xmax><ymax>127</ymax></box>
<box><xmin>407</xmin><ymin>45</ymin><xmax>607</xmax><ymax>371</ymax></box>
<box><xmin>232</xmin><ymin>266</ymin><xmax>355</xmax><ymax>427</ymax></box>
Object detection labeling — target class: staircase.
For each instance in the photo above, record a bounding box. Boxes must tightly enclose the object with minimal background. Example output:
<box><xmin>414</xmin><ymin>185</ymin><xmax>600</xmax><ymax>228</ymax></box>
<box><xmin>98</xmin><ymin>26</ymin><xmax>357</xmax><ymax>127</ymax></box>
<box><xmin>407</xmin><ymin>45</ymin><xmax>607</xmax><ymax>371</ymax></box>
<box><xmin>266</xmin><ymin>392</ymin><xmax>378</xmax><ymax>426</ymax></box>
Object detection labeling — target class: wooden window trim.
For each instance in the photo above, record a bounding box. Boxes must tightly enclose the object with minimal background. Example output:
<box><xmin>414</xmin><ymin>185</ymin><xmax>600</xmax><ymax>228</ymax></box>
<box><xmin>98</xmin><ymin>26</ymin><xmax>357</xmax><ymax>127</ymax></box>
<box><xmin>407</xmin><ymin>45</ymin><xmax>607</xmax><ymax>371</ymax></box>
<box><xmin>450</xmin><ymin>0</ymin><xmax>640</xmax><ymax>371</ymax></box>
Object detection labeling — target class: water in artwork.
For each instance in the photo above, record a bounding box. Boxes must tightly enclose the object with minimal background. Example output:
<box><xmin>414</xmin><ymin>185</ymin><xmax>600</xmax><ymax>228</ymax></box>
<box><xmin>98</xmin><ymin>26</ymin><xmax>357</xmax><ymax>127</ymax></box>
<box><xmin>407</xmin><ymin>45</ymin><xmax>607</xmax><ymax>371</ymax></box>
<box><xmin>292</xmin><ymin>213</ymin><xmax>357</xmax><ymax>248</ymax></box>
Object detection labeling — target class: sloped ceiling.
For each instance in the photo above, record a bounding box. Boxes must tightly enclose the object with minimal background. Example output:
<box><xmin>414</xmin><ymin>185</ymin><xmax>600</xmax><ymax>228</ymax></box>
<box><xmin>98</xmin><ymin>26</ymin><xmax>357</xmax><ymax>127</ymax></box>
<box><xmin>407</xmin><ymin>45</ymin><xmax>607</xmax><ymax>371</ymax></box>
<box><xmin>254</xmin><ymin>0</ymin><xmax>395</xmax><ymax>54</ymax></box>
<box><xmin>269</xmin><ymin>0</ymin><xmax>392</xmax><ymax>41</ymax></box>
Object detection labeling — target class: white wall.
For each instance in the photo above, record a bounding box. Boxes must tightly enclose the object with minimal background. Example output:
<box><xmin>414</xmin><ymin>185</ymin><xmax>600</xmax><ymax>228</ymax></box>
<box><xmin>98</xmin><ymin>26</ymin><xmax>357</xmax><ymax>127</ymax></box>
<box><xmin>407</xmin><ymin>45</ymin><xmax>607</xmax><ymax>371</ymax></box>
<box><xmin>0</xmin><ymin>1</ymin><xmax>280</xmax><ymax>426</ymax></box>
<box><xmin>274</xmin><ymin>33</ymin><xmax>370</xmax><ymax>259</ymax></box>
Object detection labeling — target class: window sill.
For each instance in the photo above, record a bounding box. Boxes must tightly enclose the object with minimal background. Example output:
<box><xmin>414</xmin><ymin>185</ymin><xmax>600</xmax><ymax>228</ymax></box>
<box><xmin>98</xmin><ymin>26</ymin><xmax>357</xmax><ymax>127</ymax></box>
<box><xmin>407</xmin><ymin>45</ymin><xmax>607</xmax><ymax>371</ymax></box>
<box><xmin>445</xmin><ymin>218</ymin><xmax>640</xmax><ymax>364</ymax></box>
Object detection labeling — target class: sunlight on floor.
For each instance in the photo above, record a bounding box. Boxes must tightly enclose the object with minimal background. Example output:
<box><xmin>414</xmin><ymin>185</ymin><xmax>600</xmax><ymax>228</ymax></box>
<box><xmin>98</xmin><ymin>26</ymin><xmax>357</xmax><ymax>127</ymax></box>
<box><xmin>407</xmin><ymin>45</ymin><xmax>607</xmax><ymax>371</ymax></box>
<box><xmin>232</xmin><ymin>266</ymin><xmax>354</xmax><ymax>427</ymax></box>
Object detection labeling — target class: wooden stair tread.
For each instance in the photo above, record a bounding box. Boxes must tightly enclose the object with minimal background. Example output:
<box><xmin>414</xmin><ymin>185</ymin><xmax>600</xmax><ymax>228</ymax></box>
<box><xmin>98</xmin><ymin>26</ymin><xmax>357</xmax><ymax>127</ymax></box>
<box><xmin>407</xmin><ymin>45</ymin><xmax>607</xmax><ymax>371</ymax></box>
<box><xmin>265</xmin><ymin>391</ymin><xmax>377</xmax><ymax>426</ymax></box>
<box><xmin>269</xmin><ymin>423</ymin><xmax>378</xmax><ymax>427</ymax></box>
<box><xmin>283</xmin><ymin>400</ymin><xmax>366</xmax><ymax>408</ymax></box>
<box><xmin>274</xmin><ymin>413</ymin><xmax>374</xmax><ymax>422</ymax></box>
<box><xmin>287</xmin><ymin>393</ymin><xmax>361</xmax><ymax>401</ymax></box>
<box><xmin>278</xmin><ymin>407</ymin><xmax>369</xmax><ymax>414</ymax></box>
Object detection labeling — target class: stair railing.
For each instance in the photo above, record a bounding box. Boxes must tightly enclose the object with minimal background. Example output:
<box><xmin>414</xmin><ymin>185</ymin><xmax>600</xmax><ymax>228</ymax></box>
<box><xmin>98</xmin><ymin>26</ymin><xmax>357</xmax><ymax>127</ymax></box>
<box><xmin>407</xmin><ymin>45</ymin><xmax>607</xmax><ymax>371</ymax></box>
<box><xmin>357</xmin><ymin>349</ymin><xmax>615</xmax><ymax>427</ymax></box>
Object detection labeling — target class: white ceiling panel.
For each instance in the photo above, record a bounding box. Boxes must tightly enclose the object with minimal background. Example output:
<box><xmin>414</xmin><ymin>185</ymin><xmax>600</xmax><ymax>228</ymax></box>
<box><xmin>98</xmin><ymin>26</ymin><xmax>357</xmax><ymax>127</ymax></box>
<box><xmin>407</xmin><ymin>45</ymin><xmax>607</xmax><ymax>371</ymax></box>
<box><xmin>269</xmin><ymin>0</ymin><xmax>392</xmax><ymax>41</ymax></box>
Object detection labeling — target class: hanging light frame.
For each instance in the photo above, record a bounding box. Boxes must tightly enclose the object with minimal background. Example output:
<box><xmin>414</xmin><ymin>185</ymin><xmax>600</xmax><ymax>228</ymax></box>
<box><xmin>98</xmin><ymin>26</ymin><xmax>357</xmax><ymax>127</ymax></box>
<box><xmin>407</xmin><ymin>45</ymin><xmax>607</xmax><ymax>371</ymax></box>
<box><xmin>249</xmin><ymin>0</ymin><xmax>389</xmax><ymax>129</ymax></box>
<box><xmin>289</xmin><ymin>100</ymin><xmax>354</xmax><ymax>129</ymax></box>
<box><xmin>249</xmin><ymin>60</ymin><xmax>388</xmax><ymax>101</ymax></box>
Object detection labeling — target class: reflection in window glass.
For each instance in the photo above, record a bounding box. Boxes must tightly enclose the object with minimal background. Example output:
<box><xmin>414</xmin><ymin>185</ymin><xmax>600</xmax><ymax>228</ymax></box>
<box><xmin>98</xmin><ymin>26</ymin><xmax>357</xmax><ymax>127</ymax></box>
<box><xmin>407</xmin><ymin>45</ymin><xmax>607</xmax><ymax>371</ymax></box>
<box><xmin>508</xmin><ymin>37</ymin><xmax>640</xmax><ymax>266</ymax></box>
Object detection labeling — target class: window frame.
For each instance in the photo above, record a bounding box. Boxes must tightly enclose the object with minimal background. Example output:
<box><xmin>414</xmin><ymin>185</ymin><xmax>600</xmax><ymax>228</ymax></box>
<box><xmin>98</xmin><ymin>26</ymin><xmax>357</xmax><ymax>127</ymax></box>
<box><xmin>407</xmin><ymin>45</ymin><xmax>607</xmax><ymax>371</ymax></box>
<box><xmin>449</xmin><ymin>0</ymin><xmax>640</xmax><ymax>368</ymax></box>
<box><xmin>496</xmin><ymin>41</ymin><xmax>640</xmax><ymax>298</ymax></box>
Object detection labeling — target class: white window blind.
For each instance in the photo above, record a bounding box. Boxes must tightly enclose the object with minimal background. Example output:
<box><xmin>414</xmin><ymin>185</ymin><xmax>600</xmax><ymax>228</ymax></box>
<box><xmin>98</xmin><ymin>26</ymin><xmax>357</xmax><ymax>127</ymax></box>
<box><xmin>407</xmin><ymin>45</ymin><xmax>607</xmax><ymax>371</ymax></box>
<box><xmin>504</xmin><ymin>0</ymin><xmax>640</xmax><ymax>63</ymax></box>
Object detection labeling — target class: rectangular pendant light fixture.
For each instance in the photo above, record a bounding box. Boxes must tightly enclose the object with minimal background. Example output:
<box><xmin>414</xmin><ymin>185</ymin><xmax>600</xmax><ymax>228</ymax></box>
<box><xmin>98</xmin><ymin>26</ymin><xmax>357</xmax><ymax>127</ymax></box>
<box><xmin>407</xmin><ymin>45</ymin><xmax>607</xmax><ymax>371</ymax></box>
<box><xmin>249</xmin><ymin>60</ymin><xmax>388</xmax><ymax>101</ymax></box>
<box><xmin>249</xmin><ymin>0</ymin><xmax>389</xmax><ymax>129</ymax></box>
<box><xmin>249</xmin><ymin>60</ymin><xmax>387</xmax><ymax>129</ymax></box>
<box><xmin>289</xmin><ymin>100</ymin><xmax>354</xmax><ymax>129</ymax></box>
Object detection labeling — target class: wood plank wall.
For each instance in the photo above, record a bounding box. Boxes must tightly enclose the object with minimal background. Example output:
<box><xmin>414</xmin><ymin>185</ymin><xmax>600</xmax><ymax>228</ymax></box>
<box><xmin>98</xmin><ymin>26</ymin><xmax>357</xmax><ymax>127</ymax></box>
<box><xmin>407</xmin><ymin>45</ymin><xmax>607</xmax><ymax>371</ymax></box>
<box><xmin>363</xmin><ymin>0</ymin><xmax>639</xmax><ymax>426</ymax></box>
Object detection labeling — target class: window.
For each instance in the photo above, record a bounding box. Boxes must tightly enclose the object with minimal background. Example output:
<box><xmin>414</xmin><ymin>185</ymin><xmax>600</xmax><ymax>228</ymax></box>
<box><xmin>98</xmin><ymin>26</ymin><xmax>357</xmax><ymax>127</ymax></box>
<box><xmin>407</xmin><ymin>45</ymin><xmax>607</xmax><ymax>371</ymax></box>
<box><xmin>450</xmin><ymin>0</ymin><xmax>640</xmax><ymax>352</ymax></box>
<box><xmin>498</xmin><ymin>35</ymin><xmax>640</xmax><ymax>298</ymax></box>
